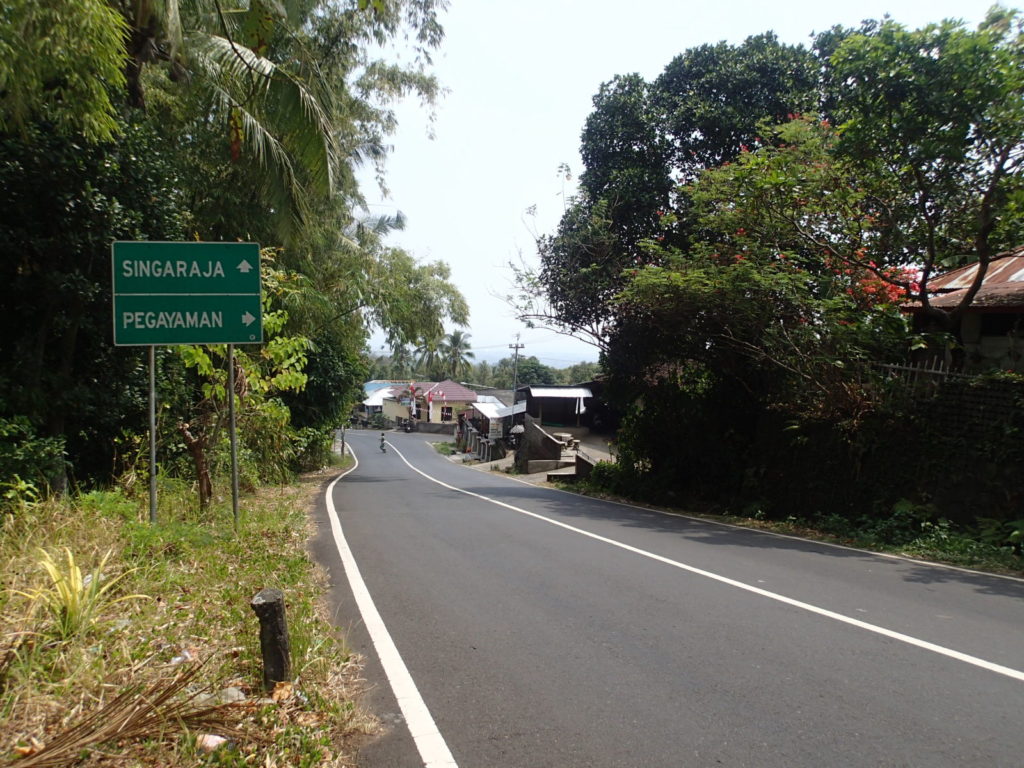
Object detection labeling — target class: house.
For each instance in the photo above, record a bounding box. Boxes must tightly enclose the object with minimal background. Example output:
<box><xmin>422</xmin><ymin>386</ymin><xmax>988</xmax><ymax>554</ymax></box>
<box><xmin>915</xmin><ymin>247</ymin><xmax>1024</xmax><ymax>370</ymax></box>
<box><xmin>353</xmin><ymin>380</ymin><xmax>405</xmax><ymax>425</ymax></box>
<box><xmin>379</xmin><ymin>379</ymin><xmax>480</xmax><ymax>428</ymax></box>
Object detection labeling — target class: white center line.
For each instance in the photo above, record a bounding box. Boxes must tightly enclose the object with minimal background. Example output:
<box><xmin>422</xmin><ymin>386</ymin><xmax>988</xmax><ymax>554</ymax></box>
<box><xmin>389</xmin><ymin>442</ymin><xmax>1024</xmax><ymax>684</ymax></box>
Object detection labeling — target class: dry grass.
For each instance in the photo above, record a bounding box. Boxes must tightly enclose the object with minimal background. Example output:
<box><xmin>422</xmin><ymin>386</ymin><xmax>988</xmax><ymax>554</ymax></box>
<box><xmin>0</xmin><ymin>468</ymin><xmax>372</xmax><ymax>767</ymax></box>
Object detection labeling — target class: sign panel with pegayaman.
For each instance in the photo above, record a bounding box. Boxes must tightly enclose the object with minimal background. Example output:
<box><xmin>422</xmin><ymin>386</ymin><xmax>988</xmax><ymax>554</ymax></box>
<box><xmin>112</xmin><ymin>241</ymin><xmax>263</xmax><ymax>345</ymax></box>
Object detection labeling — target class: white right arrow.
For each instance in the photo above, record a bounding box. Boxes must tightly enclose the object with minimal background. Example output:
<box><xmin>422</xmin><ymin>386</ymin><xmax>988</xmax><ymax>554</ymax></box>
<box><xmin>241</xmin><ymin>311</ymin><xmax>256</xmax><ymax>326</ymax></box>
<box><xmin>237</xmin><ymin>260</ymin><xmax>253</xmax><ymax>273</ymax></box>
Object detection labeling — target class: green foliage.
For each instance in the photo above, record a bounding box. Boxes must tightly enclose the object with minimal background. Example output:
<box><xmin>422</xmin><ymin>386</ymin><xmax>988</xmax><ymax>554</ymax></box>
<box><xmin>824</xmin><ymin>12</ymin><xmax>1024</xmax><ymax>323</ymax></box>
<box><xmin>583</xmin><ymin>461</ymin><xmax>638</xmax><ymax>498</ymax></box>
<box><xmin>0</xmin><ymin>116</ymin><xmax>188</xmax><ymax>484</ymax></box>
<box><xmin>518</xmin><ymin>34</ymin><xmax>820</xmax><ymax>344</ymax></box>
<box><xmin>0</xmin><ymin>0</ymin><xmax>467</xmax><ymax>495</ymax></box>
<box><xmin>0</xmin><ymin>0</ymin><xmax>127</xmax><ymax>141</ymax></box>
<box><xmin>289</xmin><ymin>427</ymin><xmax>335</xmax><ymax>473</ymax></box>
<box><xmin>0</xmin><ymin>416</ymin><xmax>66</xmax><ymax>495</ymax></box>
<box><xmin>512</xmin><ymin>356</ymin><xmax>557</xmax><ymax>387</ymax></box>
<box><xmin>432</xmin><ymin>441</ymin><xmax>456</xmax><ymax>456</ymax></box>
<box><xmin>653</xmin><ymin>33</ymin><xmax>819</xmax><ymax>183</ymax></box>
<box><xmin>557</xmin><ymin>361</ymin><xmax>602</xmax><ymax>385</ymax></box>
<box><xmin>285</xmin><ymin>339</ymin><xmax>366</xmax><ymax>431</ymax></box>
<box><xmin>2</xmin><ymin>475</ymin><xmax>40</xmax><ymax>518</ymax></box>
<box><xmin>1</xmin><ymin>476</ymin><xmax>359</xmax><ymax>764</ymax></box>
<box><xmin>438</xmin><ymin>330</ymin><xmax>475</xmax><ymax>380</ymax></box>
<box><xmin>15</xmin><ymin>547</ymin><xmax>145</xmax><ymax>642</ymax></box>
<box><xmin>535</xmin><ymin>11</ymin><xmax>1024</xmax><ymax>547</ymax></box>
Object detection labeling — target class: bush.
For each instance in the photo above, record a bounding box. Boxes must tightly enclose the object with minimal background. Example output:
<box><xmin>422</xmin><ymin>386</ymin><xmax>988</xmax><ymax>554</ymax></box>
<box><xmin>584</xmin><ymin>461</ymin><xmax>636</xmax><ymax>497</ymax></box>
<box><xmin>0</xmin><ymin>415</ymin><xmax>66</xmax><ymax>495</ymax></box>
<box><xmin>290</xmin><ymin>426</ymin><xmax>333</xmax><ymax>472</ymax></box>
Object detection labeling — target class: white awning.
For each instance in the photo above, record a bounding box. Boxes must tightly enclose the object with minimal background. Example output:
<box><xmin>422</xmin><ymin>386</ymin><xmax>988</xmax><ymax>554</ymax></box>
<box><xmin>472</xmin><ymin>402</ymin><xmax>502</xmax><ymax>420</ymax></box>
<box><xmin>472</xmin><ymin>401</ymin><xmax>526</xmax><ymax>420</ymax></box>
<box><xmin>527</xmin><ymin>387</ymin><xmax>593</xmax><ymax>399</ymax></box>
<box><xmin>362</xmin><ymin>389</ymin><xmax>388</xmax><ymax>407</ymax></box>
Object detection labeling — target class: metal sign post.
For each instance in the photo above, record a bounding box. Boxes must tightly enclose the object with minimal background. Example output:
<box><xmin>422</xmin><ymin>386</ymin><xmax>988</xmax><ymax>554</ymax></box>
<box><xmin>228</xmin><ymin>343</ymin><xmax>239</xmax><ymax>530</ymax></box>
<box><xmin>149</xmin><ymin>345</ymin><xmax>157</xmax><ymax>523</ymax></box>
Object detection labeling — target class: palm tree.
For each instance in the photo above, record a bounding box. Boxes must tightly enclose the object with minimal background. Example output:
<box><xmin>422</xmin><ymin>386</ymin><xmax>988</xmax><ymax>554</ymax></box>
<box><xmin>388</xmin><ymin>344</ymin><xmax>415</xmax><ymax>379</ymax></box>
<box><xmin>438</xmin><ymin>330</ymin><xmax>475</xmax><ymax>380</ymax></box>
<box><xmin>3</xmin><ymin>0</ymin><xmax>444</xmax><ymax>236</ymax></box>
<box><xmin>414</xmin><ymin>337</ymin><xmax>443</xmax><ymax>380</ymax></box>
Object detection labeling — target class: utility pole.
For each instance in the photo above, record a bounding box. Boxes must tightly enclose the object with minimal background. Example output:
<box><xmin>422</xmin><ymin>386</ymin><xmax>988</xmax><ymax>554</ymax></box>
<box><xmin>509</xmin><ymin>334</ymin><xmax>524</xmax><ymax>399</ymax></box>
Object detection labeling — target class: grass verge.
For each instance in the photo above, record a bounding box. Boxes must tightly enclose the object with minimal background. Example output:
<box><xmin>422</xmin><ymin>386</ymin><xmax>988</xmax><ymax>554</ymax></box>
<box><xmin>431</xmin><ymin>441</ymin><xmax>456</xmax><ymax>456</ymax></box>
<box><xmin>566</xmin><ymin>479</ymin><xmax>1024</xmax><ymax>578</ymax></box>
<box><xmin>1</xmin><ymin>464</ymin><xmax>369</xmax><ymax>767</ymax></box>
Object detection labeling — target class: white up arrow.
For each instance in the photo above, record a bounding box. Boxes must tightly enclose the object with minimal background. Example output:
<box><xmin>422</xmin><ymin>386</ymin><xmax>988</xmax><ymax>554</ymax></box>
<box><xmin>241</xmin><ymin>311</ymin><xmax>256</xmax><ymax>326</ymax></box>
<box><xmin>237</xmin><ymin>259</ymin><xmax>253</xmax><ymax>273</ymax></box>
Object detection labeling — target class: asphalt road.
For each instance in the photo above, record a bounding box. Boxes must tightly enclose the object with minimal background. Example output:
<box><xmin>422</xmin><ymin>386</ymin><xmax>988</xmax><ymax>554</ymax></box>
<box><xmin>309</xmin><ymin>431</ymin><xmax>1024</xmax><ymax>768</ymax></box>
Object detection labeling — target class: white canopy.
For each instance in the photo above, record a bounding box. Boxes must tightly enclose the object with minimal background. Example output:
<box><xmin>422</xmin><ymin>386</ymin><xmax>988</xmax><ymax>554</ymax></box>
<box><xmin>362</xmin><ymin>389</ymin><xmax>388</xmax><ymax>407</ymax></box>
<box><xmin>527</xmin><ymin>387</ymin><xmax>593</xmax><ymax>399</ymax></box>
<box><xmin>472</xmin><ymin>401</ymin><xmax>526</xmax><ymax>420</ymax></box>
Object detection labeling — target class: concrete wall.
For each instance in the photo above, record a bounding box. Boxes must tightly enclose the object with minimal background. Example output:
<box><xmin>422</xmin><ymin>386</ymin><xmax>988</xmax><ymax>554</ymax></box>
<box><xmin>575</xmin><ymin>450</ymin><xmax>598</xmax><ymax>480</ymax></box>
<box><xmin>515</xmin><ymin>414</ymin><xmax>565</xmax><ymax>471</ymax></box>
<box><xmin>415</xmin><ymin>421</ymin><xmax>456</xmax><ymax>435</ymax></box>
<box><xmin>382</xmin><ymin>398</ymin><xmax>411</xmax><ymax>422</ymax></box>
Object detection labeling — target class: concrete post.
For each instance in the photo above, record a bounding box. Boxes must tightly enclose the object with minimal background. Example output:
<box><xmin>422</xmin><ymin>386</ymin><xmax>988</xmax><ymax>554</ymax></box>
<box><xmin>250</xmin><ymin>588</ymin><xmax>291</xmax><ymax>691</ymax></box>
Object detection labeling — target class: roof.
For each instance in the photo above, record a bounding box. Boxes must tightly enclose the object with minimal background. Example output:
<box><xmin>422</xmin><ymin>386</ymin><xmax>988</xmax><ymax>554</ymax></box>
<box><xmin>362</xmin><ymin>389</ymin><xmax>388</xmax><ymax>407</ymax></box>
<box><xmin>920</xmin><ymin>249</ymin><xmax>1024</xmax><ymax>311</ymax></box>
<box><xmin>472</xmin><ymin>401</ymin><xmax>526</xmax><ymax>420</ymax></box>
<box><xmin>382</xmin><ymin>379</ymin><xmax>479</xmax><ymax>402</ymax></box>
<box><xmin>427</xmin><ymin>380</ymin><xmax>478</xmax><ymax>401</ymax></box>
<box><xmin>526</xmin><ymin>386</ymin><xmax>593</xmax><ymax>399</ymax></box>
<box><xmin>363</xmin><ymin>379</ymin><xmax>406</xmax><ymax>395</ymax></box>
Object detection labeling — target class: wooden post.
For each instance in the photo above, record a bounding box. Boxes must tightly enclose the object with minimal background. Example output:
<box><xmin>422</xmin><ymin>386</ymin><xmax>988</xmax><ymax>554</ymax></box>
<box><xmin>250</xmin><ymin>588</ymin><xmax>291</xmax><ymax>690</ymax></box>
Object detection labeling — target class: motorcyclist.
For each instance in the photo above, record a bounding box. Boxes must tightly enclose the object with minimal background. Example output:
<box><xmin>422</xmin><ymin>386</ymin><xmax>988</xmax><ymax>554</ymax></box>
<box><xmin>379</xmin><ymin>432</ymin><xmax>387</xmax><ymax>453</ymax></box>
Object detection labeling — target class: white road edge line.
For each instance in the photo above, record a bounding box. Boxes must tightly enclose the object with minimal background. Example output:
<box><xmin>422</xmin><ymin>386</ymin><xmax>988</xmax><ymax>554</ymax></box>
<box><xmin>326</xmin><ymin>445</ymin><xmax>459</xmax><ymax>768</ymax></box>
<box><xmin>393</xmin><ymin>444</ymin><xmax>1024</xmax><ymax>684</ymax></box>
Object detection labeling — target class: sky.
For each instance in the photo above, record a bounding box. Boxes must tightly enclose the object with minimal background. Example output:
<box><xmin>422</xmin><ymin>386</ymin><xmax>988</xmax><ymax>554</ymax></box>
<box><xmin>362</xmin><ymin>0</ymin><xmax>1009</xmax><ymax>367</ymax></box>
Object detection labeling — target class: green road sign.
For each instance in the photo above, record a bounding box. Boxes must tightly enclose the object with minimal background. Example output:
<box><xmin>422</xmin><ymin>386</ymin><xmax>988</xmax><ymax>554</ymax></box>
<box><xmin>112</xmin><ymin>241</ymin><xmax>262</xmax><ymax>345</ymax></box>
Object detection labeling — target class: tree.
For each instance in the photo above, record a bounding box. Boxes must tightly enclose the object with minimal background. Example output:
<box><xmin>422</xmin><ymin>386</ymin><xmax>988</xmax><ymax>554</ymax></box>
<box><xmin>0</xmin><ymin>0</ymin><xmax>463</xmax><ymax>491</ymax></box>
<box><xmin>653</xmin><ymin>34</ymin><xmax>819</xmax><ymax>183</ymax></box>
<box><xmin>414</xmin><ymin>337</ymin><xmax>443</xmax><ymax>380</ymax></box>
<box><xmin>388</xmin><ymin>344</ymin><xmax>416</xmax><ymax>379</ymax></box>
<box><xmin>512</xmin><ymin>356</ymin><xmax>557</xmax><ymax>387</ymax></box>
<box><xmin>557</xmin><ymin>361</ymin><xmax>601</xmax><ymax>385</ymax></box>
<box><xmin>825</xmin><ymin>10</ymin><xmax>1024</xmax><ymax>329</ymax></box>
<box><xmin>0</xmin><ymin>0</ymin><xmax>127</xmax><ymax>141</ymax></box>
<box><xmin>688</xmin><ymin>11</ymin><xmax>1024</xmax><ymax>336</ymax></box>
<box><xmin>469</xmin><ymin>360</ymin><xmax>494</xmax><ymax>387</ymax></box>
<box><xmin>519</xmin><ymin>34</ymin><xmax>820</xmax><ymax>347</ymax></box>
<box><xmin>438</xmin><ymin>330</ymin><xmax>475</xmax><ymax>380</ymax></box>
<box><xmin>0</xmin><ymin>117</ymin><xmax>188</xmax><ymax>487</ymax></box>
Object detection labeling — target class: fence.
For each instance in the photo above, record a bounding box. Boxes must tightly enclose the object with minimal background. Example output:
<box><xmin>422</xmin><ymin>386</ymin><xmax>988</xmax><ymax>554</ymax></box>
<box><xmin>874</xmin><ymin>360</ymin><xmax>1022</xmax><ymax>438</ymax></box>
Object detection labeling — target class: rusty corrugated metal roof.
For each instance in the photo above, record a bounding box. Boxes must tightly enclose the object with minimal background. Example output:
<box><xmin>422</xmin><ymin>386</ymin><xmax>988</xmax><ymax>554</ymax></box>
<box><xmin>928</xmin><ymin>247</ymin><xmax>1024</xmax><ymax>291</ymax></box>
<box><xmin>917</xmin><ymin>247</ymin><xmax>1024</xmax><ymax>311</ymax></box>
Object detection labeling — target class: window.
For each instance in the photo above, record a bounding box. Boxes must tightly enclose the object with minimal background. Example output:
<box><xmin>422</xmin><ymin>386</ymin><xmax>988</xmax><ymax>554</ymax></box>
<box><xmin>441</xmin><ymin>406</ymin><xmax>453</xmax><ymax>422</ymax></box>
